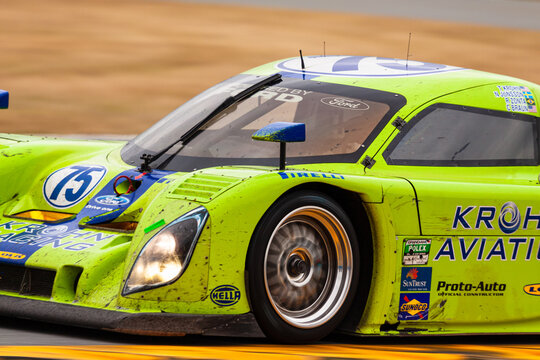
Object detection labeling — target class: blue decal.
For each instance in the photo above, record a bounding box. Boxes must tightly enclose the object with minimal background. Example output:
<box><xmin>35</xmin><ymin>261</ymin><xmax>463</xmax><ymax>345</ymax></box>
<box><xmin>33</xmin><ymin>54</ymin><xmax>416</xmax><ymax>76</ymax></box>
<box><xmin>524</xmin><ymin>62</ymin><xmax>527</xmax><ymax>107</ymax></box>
<box><xmin>398</xmin><ymin>293</ymin><xmax>430</xmax><ymax>321</ymax></box>
<box><xmin>498</xmin><ymin>201</ymin><xmax>521</xmax><ymax>234</ymax></box>
<box><xmin>332</xmin><ymin>56</ymin><xmax>367</xmax><ymax>72</ymax></box>
<box><xmin>80</xmin><ymin>168</ymin><xmax>170</xmax><ymax>225</ymax></box>
<box><xmin>210</xmin><ymin>285</ymin><xmax>241</xmax><ymax>306</ymax></box>
<box><xmin>0</xmin><ymin>90</ymin><xmax>8</xmax><ymax>109</ymax></box>
<box><xmin>400</xmin><ymin>267</ymin><xmax>432</xmax><ymax>292</ymax></box>
<box><xmin>276</xmin><ymin>56</ymin><xmax>464</xmax><ymax>78</ymax></box>
<box><xmin>95</xmin><ymin>195</ymin><xmax>130</xmax><ymax>206</ymax></box>
<box><xmin>278</xmin><ymin>171</ymin><xmax>344</xmax><ymax>180</ymax></box>
<box><xmin>43</xmin><ymin>165</ymin><xmax>107</xmax><ymax>208</ymax></box>
<box><xmin>376</xmin><ymin>57</ymin><xmax>444</xmax><ymax>72</ymax></box>
<box><xmin>277</xmin><ymin>71</ymin><xmax>319</xmax><ymax>80</ymax></box>
<box><xmin>0</xmin><ymin>168</ymin><xmax>172</xmax><ymax>265</ymax></box>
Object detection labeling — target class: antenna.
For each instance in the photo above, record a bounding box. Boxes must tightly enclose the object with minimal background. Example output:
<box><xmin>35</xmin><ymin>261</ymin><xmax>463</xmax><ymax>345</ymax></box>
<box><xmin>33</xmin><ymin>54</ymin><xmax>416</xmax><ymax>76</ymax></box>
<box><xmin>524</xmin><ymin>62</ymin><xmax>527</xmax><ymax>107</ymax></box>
<box><xmin>299</xmin><ymin>49</ymin><xmax>305</xmax><ymax>69</ymax></box>
<box><xmin>406</xmin><ymin>33</ymin><xmax>412</xmax><ymax>71</ymax></box>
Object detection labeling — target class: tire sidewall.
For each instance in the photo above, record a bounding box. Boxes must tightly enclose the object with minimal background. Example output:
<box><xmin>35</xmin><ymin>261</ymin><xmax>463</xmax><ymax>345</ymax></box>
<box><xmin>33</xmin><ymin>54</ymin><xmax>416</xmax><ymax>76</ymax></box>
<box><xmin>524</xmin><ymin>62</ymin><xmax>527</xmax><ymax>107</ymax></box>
<box><xmin>246</xmin><ymin>191</ymin><xmax>360</xmax><ymax>343</ymax></box>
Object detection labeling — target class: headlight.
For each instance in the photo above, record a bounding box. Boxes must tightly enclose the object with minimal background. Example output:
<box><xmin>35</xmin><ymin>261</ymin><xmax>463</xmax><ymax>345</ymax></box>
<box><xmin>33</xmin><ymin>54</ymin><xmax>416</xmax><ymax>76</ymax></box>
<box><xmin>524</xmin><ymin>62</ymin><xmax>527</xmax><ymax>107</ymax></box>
<box><xmin>123</xmin><ymin>206</ymin><xmax>208</xmax><ymax>295</ymax></box>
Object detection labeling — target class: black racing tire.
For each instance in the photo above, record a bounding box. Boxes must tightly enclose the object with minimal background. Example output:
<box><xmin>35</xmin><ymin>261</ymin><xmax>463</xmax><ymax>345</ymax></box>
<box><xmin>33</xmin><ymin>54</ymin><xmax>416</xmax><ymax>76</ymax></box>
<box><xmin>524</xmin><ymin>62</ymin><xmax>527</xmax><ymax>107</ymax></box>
<box><xmin>246</xmin><ymin>191</ymin><xmax>360</xmax><ymax>343</ymax></box>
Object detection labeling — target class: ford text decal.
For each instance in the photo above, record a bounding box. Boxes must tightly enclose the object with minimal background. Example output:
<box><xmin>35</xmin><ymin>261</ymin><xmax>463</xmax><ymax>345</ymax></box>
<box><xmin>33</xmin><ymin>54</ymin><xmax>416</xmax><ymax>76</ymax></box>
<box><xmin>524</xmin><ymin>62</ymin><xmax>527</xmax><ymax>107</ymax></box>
<box><xmin>320</xmin><ymin>97</ymin><xmax>369</xmax><ymax>110</ymax></box>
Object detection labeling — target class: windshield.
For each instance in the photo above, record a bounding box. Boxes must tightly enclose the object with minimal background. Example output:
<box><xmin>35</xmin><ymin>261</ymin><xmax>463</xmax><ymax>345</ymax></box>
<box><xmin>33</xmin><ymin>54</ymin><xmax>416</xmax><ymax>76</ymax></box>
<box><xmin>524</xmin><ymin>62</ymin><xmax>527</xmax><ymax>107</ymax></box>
<box><xmin>121</xmin><ymin>75</ymin><xmax>405</xmax><ymax>172</ymax></box>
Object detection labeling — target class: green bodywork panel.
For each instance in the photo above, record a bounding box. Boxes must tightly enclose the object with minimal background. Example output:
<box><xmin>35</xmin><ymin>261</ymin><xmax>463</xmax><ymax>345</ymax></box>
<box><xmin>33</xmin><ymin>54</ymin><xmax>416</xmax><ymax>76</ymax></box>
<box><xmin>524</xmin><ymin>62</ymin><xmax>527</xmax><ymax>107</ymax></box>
<box><xmin>0</xmin><ymin>56</ymin><xmax>538</xmax><ymax>336</ymax></box>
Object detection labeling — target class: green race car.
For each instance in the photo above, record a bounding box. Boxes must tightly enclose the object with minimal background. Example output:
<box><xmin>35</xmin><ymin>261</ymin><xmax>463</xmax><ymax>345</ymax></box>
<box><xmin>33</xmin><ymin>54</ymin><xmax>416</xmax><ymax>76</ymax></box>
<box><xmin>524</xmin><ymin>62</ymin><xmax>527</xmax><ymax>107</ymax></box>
<box><xmin>0</xmin><ymin>56</ymin><xmax>538</xmax><ymax>343</ymax></box>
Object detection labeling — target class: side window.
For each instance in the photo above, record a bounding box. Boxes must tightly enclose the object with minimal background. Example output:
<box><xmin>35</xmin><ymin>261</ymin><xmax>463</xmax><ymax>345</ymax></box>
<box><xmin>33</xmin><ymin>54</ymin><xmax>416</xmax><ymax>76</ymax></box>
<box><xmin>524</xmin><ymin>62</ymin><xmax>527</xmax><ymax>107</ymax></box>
<box><xmin>384</xmin><ymin>103</ymin><xmax>539</xmax><ymax>166</ymax></box>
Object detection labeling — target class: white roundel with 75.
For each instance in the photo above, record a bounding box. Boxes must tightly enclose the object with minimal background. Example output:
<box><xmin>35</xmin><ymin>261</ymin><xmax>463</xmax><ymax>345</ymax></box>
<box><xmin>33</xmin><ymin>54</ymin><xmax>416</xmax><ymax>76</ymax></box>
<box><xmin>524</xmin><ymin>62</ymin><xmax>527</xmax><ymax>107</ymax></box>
<box><xmin>43</xmin><ymin>165</ymin><xmax>107</xmax><ymax>208</ymax></box>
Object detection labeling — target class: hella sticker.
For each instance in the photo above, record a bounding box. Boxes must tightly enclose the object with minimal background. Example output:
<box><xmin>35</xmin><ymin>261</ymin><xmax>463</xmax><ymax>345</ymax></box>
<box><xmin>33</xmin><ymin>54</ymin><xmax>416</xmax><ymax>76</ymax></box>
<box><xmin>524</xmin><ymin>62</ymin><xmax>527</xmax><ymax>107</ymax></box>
<box><xmin>43</xmin><ymin>165</ymin><xmax>107</xmax><ymax>208</ymax></box>
<box><xmin>95</xmin><ymin>195</ymin><xmax>130</xmax><ymax>206</ymax></box>
<box><xmin>210</xmin><ymin>285</ymin><xmax>241</xmax><ymax>306</ymax></box>
<box><xmin>524</xmin><ymin>284</ymin><xmax>540</xmax><ymax>296</ymax></box>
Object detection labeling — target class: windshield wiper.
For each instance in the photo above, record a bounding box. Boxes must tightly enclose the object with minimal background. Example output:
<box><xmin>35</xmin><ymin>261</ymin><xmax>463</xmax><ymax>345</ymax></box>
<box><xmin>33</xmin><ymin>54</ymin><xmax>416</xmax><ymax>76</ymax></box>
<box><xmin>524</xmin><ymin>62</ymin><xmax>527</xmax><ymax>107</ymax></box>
<box><xmin>138</xmin><ymin>73</ymin><xmax>282</xmax><ymax>173</ymax></box>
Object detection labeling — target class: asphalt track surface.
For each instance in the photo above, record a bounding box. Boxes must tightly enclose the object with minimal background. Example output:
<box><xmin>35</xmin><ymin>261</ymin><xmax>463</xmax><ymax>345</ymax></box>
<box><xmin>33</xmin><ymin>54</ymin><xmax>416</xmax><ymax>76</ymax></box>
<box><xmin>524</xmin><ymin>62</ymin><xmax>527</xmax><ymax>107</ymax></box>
<box><xmin>0</xmin><ymin>315</ymin><xmax>539</xmax><ymax>359</ymax></box>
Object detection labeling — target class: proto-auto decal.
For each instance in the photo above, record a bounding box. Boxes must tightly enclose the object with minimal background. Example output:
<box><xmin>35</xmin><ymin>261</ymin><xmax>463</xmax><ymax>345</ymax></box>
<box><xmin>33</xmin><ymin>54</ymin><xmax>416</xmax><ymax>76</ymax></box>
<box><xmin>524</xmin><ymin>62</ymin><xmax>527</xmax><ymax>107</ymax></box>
<box><xmin>402</xmin><ymin>239</ymin><xmax>431</xmax><ymax>265</ymax></box>
<box><xmin>43</xmin><ymin>165</ymin><xmax>107</xmax><ymax>208</ymax></box>
<box><xmin>437</xmin><ymin>281</ymin><xmax>506</xmax><ymax>297</ymax></box>
<box><xmin>210</xmin><ymin>285</ymin><xmax>241</xmax><ymax>306</ymax></box>
<box><xmin>524</xmin><ymin>284</ymin><xmax>540</xmax><ymax>296</ymax></box>
<box><xmin>398</xmin><ymin>293</ymin><xmax>429</xmax><ymax>321</ymax></box>
<box><xmin>278</xmin><ymin>172</ymin><xmax>345</xmax><ymax>180</ymax></box>
<box><xmin>494</xmin><ymin>85</ymin><xmax>537</xmax><ymax>113</ymax></box>
<box><xmin>400</xmin><ymin>267</ymin><xmax>432</xmax><ymax>292</ymax></box>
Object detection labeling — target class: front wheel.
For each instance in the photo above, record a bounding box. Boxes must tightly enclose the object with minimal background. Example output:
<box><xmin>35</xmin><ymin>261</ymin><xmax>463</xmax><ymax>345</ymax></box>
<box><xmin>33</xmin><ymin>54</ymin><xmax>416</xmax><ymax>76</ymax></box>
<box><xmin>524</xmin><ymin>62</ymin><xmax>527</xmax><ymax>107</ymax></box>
<box><xmin>247</xmin><ymin>191</ymin><xmax>360</xmax><ymax>343</ymax></box>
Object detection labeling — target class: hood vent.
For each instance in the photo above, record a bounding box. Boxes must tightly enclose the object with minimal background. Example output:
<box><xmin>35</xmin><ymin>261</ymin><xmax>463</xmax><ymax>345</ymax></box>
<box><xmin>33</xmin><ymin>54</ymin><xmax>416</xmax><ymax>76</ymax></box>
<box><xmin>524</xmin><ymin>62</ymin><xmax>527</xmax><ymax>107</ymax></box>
<box><xmin>168</xmin><ymin>173</ymin><xmax>243</xmax><ymax>203</ymax></box>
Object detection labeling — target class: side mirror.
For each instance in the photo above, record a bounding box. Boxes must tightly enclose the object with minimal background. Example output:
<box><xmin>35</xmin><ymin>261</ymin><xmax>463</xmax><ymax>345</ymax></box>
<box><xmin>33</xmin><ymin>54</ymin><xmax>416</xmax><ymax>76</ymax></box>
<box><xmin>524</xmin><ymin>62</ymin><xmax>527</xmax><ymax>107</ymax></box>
<box><xmin>0</xmin><ymin>90</ymin><xmax>8</xmax><ymax>109</ymax></box>
<box><xmin>252</xmin><ymin>122</ymin><xmax>305</xmax><ymax>170</ymax></box>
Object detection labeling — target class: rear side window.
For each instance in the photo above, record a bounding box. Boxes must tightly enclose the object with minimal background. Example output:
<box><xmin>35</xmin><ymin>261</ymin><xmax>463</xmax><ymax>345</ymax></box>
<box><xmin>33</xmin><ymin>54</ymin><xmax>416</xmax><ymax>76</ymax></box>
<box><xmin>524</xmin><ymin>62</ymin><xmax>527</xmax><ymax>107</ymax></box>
<box><xmin>384</xmin><ymin>103</ymin><xmax>539</xmax><ymax>166</ymax></box>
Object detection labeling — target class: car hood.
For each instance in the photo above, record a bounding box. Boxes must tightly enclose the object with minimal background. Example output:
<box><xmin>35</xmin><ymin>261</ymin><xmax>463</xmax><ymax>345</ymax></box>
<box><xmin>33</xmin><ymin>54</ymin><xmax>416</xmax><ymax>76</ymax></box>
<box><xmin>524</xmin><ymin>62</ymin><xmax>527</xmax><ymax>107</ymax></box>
<box><xmin>0</xmin><ymin>135</ymin><xmax>267</xmax><ymax>272</ymax></box>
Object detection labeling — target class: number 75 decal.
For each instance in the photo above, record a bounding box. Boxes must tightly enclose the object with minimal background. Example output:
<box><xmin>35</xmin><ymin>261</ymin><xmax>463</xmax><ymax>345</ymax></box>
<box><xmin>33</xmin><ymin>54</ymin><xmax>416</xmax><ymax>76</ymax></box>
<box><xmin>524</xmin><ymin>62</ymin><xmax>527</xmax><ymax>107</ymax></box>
<box><xmin>43</xmin><ymin>165</ymin><xmax>107</xmax><ymax>208</ymax></box>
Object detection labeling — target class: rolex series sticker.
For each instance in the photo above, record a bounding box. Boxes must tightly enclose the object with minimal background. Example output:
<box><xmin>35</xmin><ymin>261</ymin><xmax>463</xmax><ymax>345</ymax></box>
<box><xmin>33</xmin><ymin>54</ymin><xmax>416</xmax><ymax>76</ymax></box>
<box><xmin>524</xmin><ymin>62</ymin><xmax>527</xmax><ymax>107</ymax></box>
<box><xmin>403</xmin><ymin>239</ymin><xmax>431</xmax><ymax>265</ymax></box>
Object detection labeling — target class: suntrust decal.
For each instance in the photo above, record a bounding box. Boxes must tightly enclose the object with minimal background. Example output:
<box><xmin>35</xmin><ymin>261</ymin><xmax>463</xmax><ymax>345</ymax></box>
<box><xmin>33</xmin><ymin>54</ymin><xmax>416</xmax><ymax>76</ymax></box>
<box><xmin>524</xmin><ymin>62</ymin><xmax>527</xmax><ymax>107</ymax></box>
<box><xmin>452</xmin><ymin>202</ymin><xmax>539</xmax><ymax>234</ymax></box>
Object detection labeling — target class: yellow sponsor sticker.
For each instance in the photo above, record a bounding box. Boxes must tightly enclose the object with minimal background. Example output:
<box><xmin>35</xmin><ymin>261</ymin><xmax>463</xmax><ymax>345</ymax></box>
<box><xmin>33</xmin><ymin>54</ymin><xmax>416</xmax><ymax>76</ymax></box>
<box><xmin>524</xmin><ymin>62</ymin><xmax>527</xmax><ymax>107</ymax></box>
<box><xmin>400</xmin><ymin>298</ymin><xmax>428</xmax><ymax>316</ymax></box>
<box><xmin>524</xmin><ymin>284</ymin><xmax>540</xmax><ymax>296</ymax></box>
<box><xmin>0</xmin><ymin>251</ymin><xmax>26</xmax><ymax>260</ymax></box>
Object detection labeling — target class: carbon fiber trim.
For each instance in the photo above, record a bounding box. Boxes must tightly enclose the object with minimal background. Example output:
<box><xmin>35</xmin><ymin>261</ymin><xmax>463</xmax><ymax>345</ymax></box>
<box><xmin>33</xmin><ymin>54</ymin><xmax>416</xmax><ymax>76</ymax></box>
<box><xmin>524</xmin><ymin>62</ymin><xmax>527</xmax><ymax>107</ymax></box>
<box><xmin>0</xmin><ymin>295</ymin><xmax>264</xmax><ymax>337</ymax></box>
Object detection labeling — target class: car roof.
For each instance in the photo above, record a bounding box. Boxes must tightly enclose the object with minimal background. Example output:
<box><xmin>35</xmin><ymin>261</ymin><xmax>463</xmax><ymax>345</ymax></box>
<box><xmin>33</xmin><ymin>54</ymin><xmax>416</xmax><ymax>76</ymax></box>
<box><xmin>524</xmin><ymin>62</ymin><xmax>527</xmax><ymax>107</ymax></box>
<box><xmin>246</xmin><ymin>55</ymin><xmax>539</xmax><ymax>104</ymax></box>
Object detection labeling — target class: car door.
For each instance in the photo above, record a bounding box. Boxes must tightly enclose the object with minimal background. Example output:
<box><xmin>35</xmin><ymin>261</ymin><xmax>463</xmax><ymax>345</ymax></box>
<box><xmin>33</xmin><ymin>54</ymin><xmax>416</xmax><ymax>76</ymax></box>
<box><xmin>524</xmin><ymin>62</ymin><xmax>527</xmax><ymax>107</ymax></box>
<box><xmin>377</xmin><ymin>83</ymin><xmax>540</xmax><ymax>329</ymax></box>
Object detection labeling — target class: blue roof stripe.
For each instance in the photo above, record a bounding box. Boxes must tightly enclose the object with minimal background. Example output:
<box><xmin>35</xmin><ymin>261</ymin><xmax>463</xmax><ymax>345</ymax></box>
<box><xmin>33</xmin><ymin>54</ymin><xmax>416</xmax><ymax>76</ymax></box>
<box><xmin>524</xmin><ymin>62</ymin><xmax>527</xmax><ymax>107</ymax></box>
<box><xmin>332</xmin><ymin>56</ymin><xmax>366</xmax><ymax>72</ymax></box>
<box><xmin>279</xmin><ymin>71</ymin><xmax>319</xmax><ymax>80</ymax></box>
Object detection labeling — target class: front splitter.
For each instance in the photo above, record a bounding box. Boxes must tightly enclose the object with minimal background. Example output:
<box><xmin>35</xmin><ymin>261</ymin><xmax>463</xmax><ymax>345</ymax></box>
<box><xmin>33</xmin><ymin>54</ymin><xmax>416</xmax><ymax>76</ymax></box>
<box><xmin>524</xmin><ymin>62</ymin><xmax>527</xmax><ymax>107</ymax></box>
<box><xmin>0</xmin><ymin>295</ymin><xmax>264</xmax><ymax>337</ymax></box>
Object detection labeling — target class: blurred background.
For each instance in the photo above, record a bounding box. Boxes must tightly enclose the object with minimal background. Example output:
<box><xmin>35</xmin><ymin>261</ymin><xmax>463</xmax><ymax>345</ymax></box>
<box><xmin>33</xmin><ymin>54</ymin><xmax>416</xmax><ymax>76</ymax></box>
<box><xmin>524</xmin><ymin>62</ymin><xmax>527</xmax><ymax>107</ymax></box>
<box><xmin>0</xmin><ymin>0</ymin><xmax>539</xmax><ymax>135</ymax></box>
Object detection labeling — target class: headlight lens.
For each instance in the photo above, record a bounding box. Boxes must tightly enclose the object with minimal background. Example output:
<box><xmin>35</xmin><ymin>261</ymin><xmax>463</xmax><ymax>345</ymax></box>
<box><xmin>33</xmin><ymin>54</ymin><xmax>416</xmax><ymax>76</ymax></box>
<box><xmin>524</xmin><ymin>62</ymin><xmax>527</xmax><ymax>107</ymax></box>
<box><xmin>123</xmin><ymin>206</ymin><xmax>208</xmax><ymax>295</ymax></box>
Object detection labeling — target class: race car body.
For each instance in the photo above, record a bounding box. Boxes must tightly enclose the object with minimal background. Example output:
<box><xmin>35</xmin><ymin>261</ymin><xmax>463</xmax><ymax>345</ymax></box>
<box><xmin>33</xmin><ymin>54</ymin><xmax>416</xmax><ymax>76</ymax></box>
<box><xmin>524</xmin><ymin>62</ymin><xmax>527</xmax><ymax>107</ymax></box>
<box><xmin>0</xmin><ymin>56</ymin><xmax>538</xmax><ymax>342</ymax></box>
